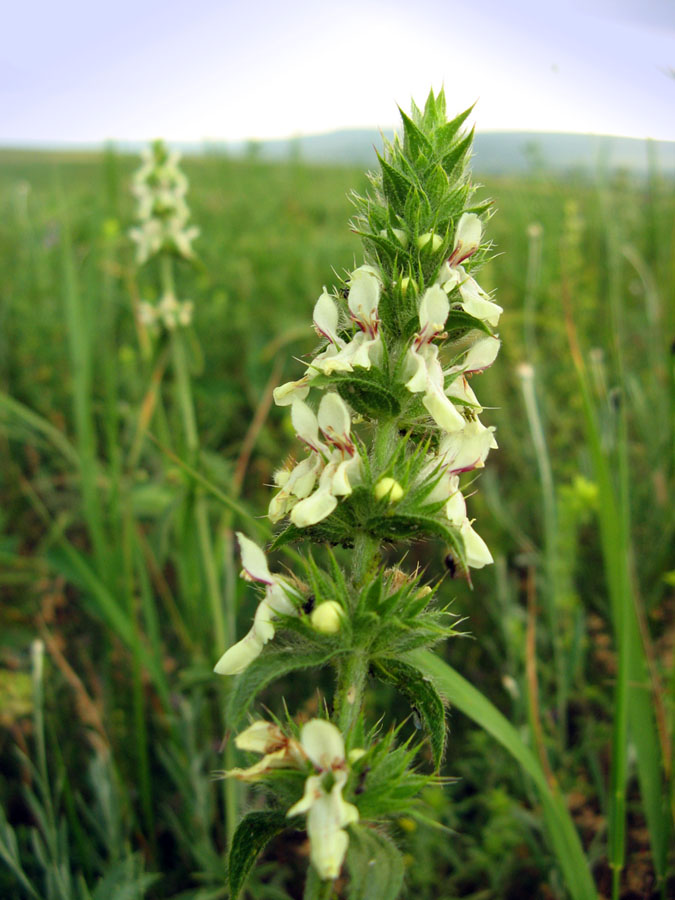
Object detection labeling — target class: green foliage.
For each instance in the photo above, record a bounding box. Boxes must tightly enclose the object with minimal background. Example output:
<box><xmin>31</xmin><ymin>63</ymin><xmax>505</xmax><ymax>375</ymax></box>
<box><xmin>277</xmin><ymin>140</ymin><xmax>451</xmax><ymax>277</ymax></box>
<box><xmin>351</xmin><ymin>88</ymin><xmax>487</xmax><ymax>335</ymax></box>
<box><xmin>372</xmin><ymin>658</ymin><xmax>446</xmax><ymax>769</ymax></box>
<box><xmin>228</xmin><ymin>811</ymin><xmax>289</xmax><ymax>900</ymax></box>
<box><xmin>1</xmin><ymin>100</ymin><xmax>673</xmax><ymax>899</ymax></box>
<box><xmin>226</xmin><ymin>646</ymin><xmax>339</xmax><ymax>727</ymax></box>
<box><xmin>345</xmin><ymin>826</ymin><xmax>404</xmax><ymax>900</ymax></box>
<box><xmin>349</xmin><ymin>727</ymin><xmax>432</xmax><ymax>821</ymax></box>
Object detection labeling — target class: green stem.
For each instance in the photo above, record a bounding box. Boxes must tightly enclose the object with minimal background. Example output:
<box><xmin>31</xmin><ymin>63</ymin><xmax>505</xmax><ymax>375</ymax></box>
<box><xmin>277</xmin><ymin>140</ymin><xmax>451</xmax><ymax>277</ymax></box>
<box><xmin>519</xmin><ymin>365</ymin><xmax>566</xmax><ymax>745</ymax></box>
<box><xmin>335</xmin><ymin>651</ymin><xmax>369</xmax><ymax>737</ymax></box>
<box><xmin>373</xmin><ymin>418</ymin><xmax>398</xmax><ymax>471</ymax></box>
<box><xmin>170</xmin><ymin>329</ymin><xmax>199</xmax><ymax>459</ymax></box>
<box><xmin>161</xmin><ymin>252</ymin><xmax>236</xmax><ymax>843</ymax></box>
<box><xmin>351</xmin><ymin>532</ymin><xmax>379</xmax><ymax>589</ymax></box>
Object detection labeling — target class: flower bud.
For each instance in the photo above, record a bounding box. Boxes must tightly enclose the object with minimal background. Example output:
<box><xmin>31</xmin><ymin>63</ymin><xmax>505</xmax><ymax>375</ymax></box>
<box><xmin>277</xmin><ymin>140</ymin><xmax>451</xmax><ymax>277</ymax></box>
<box><xmin>379</xmin><ymin>227</ymin><xmax>408</xmax><ymax>247</ymax></box>
<box><xmin>374</xmin><ymin>477</ymin><xmax>404</xmax><ymax>503</ymax></box>
<box><xmin>310</xmin><ymin>601</ymin><xmax>344</xmax><ymax>634</ymax></box>
<box><xmin>417</xmin><ymin>232</ymin><xmax>443</xmax><ymax>252</ymax></box>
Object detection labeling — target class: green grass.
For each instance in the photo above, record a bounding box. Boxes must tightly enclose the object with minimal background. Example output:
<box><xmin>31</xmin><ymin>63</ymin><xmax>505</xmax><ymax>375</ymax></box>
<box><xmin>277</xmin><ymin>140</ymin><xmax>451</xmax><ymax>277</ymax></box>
<box><xmin>0</xmin><ymin>146</ymin><xmax>673</xmax><ymax>899</ymax></box>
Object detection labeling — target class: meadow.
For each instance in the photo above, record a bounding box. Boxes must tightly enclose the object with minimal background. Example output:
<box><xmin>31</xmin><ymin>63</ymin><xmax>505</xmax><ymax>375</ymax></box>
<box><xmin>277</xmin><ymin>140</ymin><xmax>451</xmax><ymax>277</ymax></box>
<box><xmin>0</xmin><ymin>140</ymin><xmax>673</xmax><ymax>899</ymax></box>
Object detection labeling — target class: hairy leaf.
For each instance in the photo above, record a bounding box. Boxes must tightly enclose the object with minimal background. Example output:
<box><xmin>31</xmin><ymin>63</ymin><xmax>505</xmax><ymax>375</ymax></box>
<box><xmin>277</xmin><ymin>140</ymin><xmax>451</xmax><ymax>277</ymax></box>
<box><xmin>226</xmin><ymin>647</ymin><xmax>337</xmax><ymax>726</ymax></box>
<box><xmin>228</xmin><ymin>811</ymin><xmax>288</xmax><ymax>900</ymax></box>
<box><xmin>373</xmin><ymin>658</ymin><xmax>446</xmax><ymax>768</ymax></box>
<box><xmin>444</xmin><ymin>309</ymin><xmax>492</xmax><ymax>337</ymax></box>
<box><xmin>345</xmin><ymin>825</ymin><xmax>404</xmax><ymax>900</ymax></box>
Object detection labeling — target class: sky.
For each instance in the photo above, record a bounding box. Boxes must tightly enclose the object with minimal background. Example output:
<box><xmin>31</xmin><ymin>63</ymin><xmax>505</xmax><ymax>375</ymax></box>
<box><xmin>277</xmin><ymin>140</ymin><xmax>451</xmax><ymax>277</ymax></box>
<box><xmin>2</xmin><ymin>0</ymin><xmax>674</xmax><ymax>145</ymax></box>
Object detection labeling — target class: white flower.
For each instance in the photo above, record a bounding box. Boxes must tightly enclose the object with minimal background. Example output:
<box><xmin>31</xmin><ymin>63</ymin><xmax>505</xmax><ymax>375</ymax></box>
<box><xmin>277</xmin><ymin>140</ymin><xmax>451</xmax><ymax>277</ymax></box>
<box><xmin>455</xmin><ymin>273</ymin><xmax>503</xmax><ymax>327</ymax></box>
<box><xmin>268</xmin><ymin>454</ymin><xmax>323</xmax><ymax>522</ymax></box>
<box><xmin>443</xmin><ymin>481</ymin><xmax>494</xmax><ymax>569</ymax></box>
<box><xmin>448</xmin><ymin>213</ymin><xmax>482</xmax><ymax>267</ymax></box>
<box><xmin>224</xmin><ymin>720</ymin><xmax>305</xmax><ymax>780</ymax></box>
<box><xmin>445</xmin><ymin>373</ymin><xmax>481</xmax><ymax>411</ymax></box>
<box><xmin>155</xmin><ymin>292</ymin><xmax>194</xmax><ymax>330</ymax></box>
<box><xmin>213</xmin><ymin>534</ymin><xmax>300</xmax><ymax>675</ymax></box>
<box><xmin>278</xmin><ymin>394</ymin><xmax>363</xmax><ymax>528</ymax></box>
<box><xmin>437</xmin><ymin>419</ymin><xmax>498</xmax><ymax>474</ymax></box>
<box><xmin>309</xmin><ymin>271</ymin><xmax>383</xmax><ymax>376</ymax></box>
<box><xmin>129</xmin><ymin>142</ymin><xmax>198</xmax><ymax>264</ymax></box>
<box><xmin>447</xmin><ymin>335</ymin><xmax>501</xmax><ymax>376</ymax></box>
<box><xmin>347</xmin><ymin>266</ymin><xmax>381</xmax><ymax>335</ymax></box>
<box><xmin>403</xmin><ymin>286</ymin><xmax>466</xmax><ymax>433</ymax></box>
<box><xmin>138</xmin><ymin>301</ymin><xmax>158</xmax><ymax>327</ymax></box>
<box><xmin>274</xmin><ymin>273</ymin><xmax>384</xmax><ymax>404</ymax></box>
<box><xmin>287</xmin><ymin>720</ymin><xmax>359</xmax><ymax>880</ymax></box>
<box><xmin>434</xmin><ymin>214</ymin><xmax>502</xmax><ymax>328</ymax></box>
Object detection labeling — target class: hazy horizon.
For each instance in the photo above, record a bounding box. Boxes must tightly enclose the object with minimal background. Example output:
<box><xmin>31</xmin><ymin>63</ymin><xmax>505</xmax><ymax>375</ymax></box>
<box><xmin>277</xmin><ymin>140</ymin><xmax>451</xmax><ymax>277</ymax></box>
<box><xmin>3</xmin><ymin>0</ymin><xmax>674</xmax><ymax>145</ymax></box>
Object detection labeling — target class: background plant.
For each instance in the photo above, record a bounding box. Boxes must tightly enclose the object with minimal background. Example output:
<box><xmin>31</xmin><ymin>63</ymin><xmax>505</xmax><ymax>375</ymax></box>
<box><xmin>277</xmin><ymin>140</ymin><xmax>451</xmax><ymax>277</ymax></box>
<box><xmin>0</xmin><ymin>94</ymin><xmax>672</xmax><ymax>898</ymax></box>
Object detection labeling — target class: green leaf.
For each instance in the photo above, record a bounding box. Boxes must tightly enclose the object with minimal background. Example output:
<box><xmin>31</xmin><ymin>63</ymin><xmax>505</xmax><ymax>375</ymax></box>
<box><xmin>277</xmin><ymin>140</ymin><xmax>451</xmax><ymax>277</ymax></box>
<box><xmin>434</xmin><ymin>104</ymin><xmax>475</xmax><ymax>150</ymax></box>
<box><xmin>445</xmin><ymin>309</ymin><xmax>492</xmax><ymax>338</ymax></box>
<box><xmin>345</xmin><ymin>825</ymin><xmax>404</xmax><ymax>900</ymax></box>
<box><xmin>378</xmin><ymin>155</ymin><xmax>415</xmax><ymax>209</ymax></box>
<box><xmin>0</xmin><ymin>392</ymin><xmax>79</xmax><ymax>466</ymax></box>
<box><xmin>90</xmin><ymin>856</ymin><xmax>159</xmax><ymax>900</ymax></box>
<box><xmin>423</xmin><ymin>164</ymin><xmax>448</xmax><ymax>209</ymax></box>
<box><xmin>335</xmin><ymin>376</ymin><xmax>401</xmax><ymax>419</ymax></box>
<box><xmin>411</xmin><ymin>650</ymin><xmax>598</xmax><ymax>900</ymax></box>
<box><xmin>373</xmin><ymin>658</ymin><xmax>446</xmax><ymax>768</ymax></box>
<box><xmin>270</xmin><ymin>510</ymin><xmax>356</xmax><ymax>549</ymax></box>
<box><xmin>440</xmin><ymin>130</ymin><xmax>474</xmax><ymax>179</ymax></box>
<box><xmin>226</xmin><ymin>647</ymin><xmax>337</xmax><ymax>726</ymax></box>
<box><xmin>398</xmin><ymin>108</ymin><xmax>432</xmax><ymax>160</ymax></box>
<box><xmin>365</xmin><ymin>513</ymin><xmax>466</xmax><ymax>568</ymax></box>
<box><xmin>228</xmin><ymin>811</ymin><xmax>289</xmax><ymax>900</ymax></box>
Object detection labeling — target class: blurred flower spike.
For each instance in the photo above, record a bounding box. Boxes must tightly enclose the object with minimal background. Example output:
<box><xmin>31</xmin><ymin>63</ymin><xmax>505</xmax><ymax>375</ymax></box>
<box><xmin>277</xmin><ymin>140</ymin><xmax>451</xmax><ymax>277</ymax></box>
<box><xmin>129</xmin><ymin>140</ymin><xmax>199</xmax><ymax>265</ymax></box>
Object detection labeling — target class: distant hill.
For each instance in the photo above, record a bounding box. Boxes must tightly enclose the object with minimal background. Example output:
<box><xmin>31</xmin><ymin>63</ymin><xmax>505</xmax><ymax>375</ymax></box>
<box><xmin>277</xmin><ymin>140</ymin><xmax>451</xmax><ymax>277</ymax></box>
<box><xmin>216</xmin><ymin>129</ymin><xmax>675</xmax><ymax>175</ymax></box>
<box><xmin>3</xmin><ymin>130</ymin><xmax>673</xmax><ymax>175</ymax></box>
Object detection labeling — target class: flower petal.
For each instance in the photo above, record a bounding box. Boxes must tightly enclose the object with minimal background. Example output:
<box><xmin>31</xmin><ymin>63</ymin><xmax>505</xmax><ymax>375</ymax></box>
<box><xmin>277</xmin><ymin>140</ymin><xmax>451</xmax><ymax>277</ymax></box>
<box><xmin>348</xmin><ymin>266</ymin><xmax>380</xmax><ymax>329</ymax></box>
<box><xmin>307</xmin><ymin>798</ymin><xmax>351</xmax><ymax>880</ymax></box>
<box><xmin>438</xmin><ymin>419</ymin><xmax>498</xmax><ymax>473</ymax></box>
<box><xmin>449</xmin><ymin>212</ymin><xmax>482</xmax><ymax>266</ymax></box>
<box><xmin>458</xmin><ymin>274</ymin><xmax>503</xmax><ymax>327</ymax></box>
<box><xmin>459</xmin><ymin>336</ymin><xmax>501</xmax><ymax>374</ymax></box>
<box><xmin>445</xmin><ymin>486</ymin><xmax>467</xmax><ymax>526</ymax></box>
<box><xmin>292</xmin><ymin>399</ymin><xmax>324</xmax><ymax>452</ymax></box>
<box><xmin>318</xmin><ymin>393</ymin><xmax>352</xmax><ymax>449</ymax></box>
<box><xmin>273</xmin><ymin>378</ymin><xmax>311</xmax><ymax>407</ymax></box>
<box><xmin>300</xmin><ymin>719</ymin><xmax>346</xmax><ymax>770</ymax></box>
<box><xmin>313</xmin><ymin>289</ymin><xmax>341</xmax><ymax>344</ymax></box>
<box><xmin>287</xmin><ymin>774</ymin><xmax>323</xmax><ymax>818</ymax></box>
<box><xmin>460</xmin><ymin>519</ymin><xmax>494</xmax><ymax>568</ymax></box>
<box><xmin>423</xmin><ymin>382</ymin><xmax>466</xmax><ymax>433</ymax></box>
<box><xmin>445</xmin><ymin>374</ymin><xmax>481</xmax><ymax>410</ymax></box>
<box><xmin>418</xmin><ymin>285</ymin><xmax>449</xmax><ymax>338</ymax></box>
<box><xmin>234</xmin><ymin>720</ymin><xmax>285</xmax><ymax>754</ymax></box>
<box><xmin>236</xmin><ymin>533</ymin><xmax>274</xmax><ymax>584</ymax></box>
<box><xmin>290</xmin><ymin>488</ymin><xmax>338</xmax><ymax>527</ymax></box>
<box><xmin>214</xmin><ymin>630</ymin><xmax>264</xmax><ymax>675</ymax></box>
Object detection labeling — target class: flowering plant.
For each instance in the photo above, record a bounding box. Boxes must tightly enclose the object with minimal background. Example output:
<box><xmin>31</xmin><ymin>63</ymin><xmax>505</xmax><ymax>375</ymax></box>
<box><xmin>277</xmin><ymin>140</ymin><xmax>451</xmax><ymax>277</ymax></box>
<box><xmin>216</xmin><ymin>90</ymin><xmax>502</xmax><ymax>898</ymax></box>
<box><xmin>130</xmin><ymin>139</ymin><xmax>197</xmax><ymax>330</ymax></box>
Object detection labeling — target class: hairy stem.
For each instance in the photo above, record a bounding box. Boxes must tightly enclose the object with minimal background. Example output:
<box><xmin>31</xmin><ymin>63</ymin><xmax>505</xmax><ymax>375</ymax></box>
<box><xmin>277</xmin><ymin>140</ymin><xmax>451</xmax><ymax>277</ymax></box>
<box><xmin>335</xmin><ymin>651</ymin><xmax>369</xmax><ymax>737</ymax></box>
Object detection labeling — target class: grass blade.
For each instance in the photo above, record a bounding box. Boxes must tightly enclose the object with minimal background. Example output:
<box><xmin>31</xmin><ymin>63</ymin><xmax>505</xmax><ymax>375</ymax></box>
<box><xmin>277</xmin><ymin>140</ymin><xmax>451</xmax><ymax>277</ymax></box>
<box><xmin>411</xmin><ymin>649</ymin><xmax>598</xmax><ymax>900</ymax></box>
